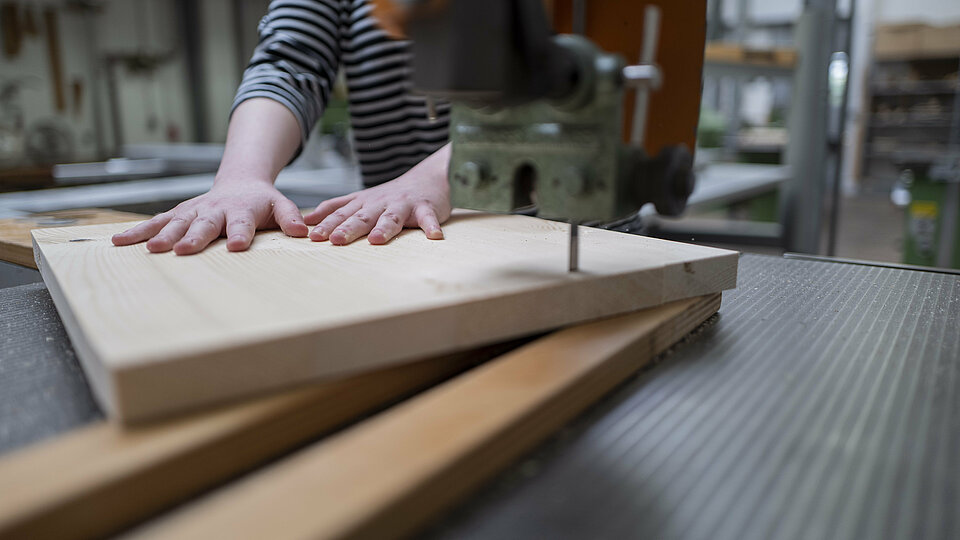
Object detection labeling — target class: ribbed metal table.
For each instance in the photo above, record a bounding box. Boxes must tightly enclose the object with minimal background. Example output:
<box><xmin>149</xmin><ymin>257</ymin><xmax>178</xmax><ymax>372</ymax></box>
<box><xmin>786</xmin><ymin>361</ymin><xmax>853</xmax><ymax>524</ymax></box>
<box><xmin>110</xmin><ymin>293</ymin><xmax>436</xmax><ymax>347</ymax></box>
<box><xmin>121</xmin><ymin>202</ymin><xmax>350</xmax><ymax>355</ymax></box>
<box><xmin>1</xmin><ymin>254</ymin><xmax>958</xmax><ymax>539</ymax></box>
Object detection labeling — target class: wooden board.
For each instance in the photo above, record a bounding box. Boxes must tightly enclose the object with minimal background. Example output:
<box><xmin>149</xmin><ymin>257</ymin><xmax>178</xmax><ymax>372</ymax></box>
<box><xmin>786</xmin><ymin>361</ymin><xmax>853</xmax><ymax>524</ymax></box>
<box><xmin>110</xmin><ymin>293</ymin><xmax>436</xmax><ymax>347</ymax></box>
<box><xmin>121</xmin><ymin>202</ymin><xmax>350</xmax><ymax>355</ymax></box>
<box><xmin>32</xmin><ymin>211</ymin><xmax>738</xmax><ymax>422</ymax></box>
<box><xmin>0</xmin><ymin>209</ymin><xmax>147</xmax><ymax>268</ymax></box>
<box><xmin>704</xmin><ymin>42</ymin><xmax>798</xmax><ymax>68</ymax></box>
<box><xmin>131</xmin><ymin>293</ymin><xmax>722</xmax><ymax>540</ymax></box>
<box><xmin>0</xmin><ymin>341</ymin><xmax>519</xmax><ymax>540</ymax></box>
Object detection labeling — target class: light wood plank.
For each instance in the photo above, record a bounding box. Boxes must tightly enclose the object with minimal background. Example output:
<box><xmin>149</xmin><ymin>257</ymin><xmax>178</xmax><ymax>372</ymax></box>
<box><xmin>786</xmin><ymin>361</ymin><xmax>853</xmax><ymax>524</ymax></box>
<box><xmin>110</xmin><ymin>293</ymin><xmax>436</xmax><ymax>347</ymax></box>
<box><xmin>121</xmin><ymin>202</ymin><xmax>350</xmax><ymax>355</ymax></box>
<box><xmin>130</xmin><ymin>293</ymin><xmax>721</xmax><ymax>540</ymax></box>
<box><xmin>704</xmin><ymin>42</ymin><xmax>798</xmax><ymax>68</ymax></box>
<box><xmin>0</xmin><ymin>209</ymin><xmax>147</xmax><ymax>268</ymax></box>
<box><xmin>33</xmin><ymin>211</ymin><xmax>737</xmax><ymax>422</ymax></box>
<box><xmin>0</xmin><ymin>341</ymin><xmax>519</xmax><ymax>540</ymax></box>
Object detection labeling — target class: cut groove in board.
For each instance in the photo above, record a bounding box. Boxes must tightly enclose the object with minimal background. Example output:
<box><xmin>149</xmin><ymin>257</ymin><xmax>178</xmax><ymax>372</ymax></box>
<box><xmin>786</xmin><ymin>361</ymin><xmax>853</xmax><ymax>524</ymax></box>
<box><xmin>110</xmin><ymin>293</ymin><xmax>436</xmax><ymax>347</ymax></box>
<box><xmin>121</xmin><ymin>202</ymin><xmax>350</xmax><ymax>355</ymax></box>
<box><xmin>0</xmin><ymin>340</ymin><xmax>523</xmax><ymax>540</ymax></box>
<box><xmin>130</xmin><ymin>293</ymin><xmax>722</xmax><ymax>540</ymax></box>
<box><xmin>32</xmin><ymin>211</ymin><xmax>738</xmax><ymax>422</ymax></box>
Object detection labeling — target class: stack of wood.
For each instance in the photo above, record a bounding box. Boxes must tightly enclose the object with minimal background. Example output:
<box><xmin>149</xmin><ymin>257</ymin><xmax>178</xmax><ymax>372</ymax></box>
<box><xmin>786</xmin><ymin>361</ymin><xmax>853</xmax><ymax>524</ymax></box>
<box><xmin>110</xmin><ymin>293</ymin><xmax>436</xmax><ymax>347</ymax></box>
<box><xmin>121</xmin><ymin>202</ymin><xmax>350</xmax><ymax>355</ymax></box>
<box><xmin>0</xmin><ymin>211</ymin><xmax>738</xmax><ymax>539</ymax></box>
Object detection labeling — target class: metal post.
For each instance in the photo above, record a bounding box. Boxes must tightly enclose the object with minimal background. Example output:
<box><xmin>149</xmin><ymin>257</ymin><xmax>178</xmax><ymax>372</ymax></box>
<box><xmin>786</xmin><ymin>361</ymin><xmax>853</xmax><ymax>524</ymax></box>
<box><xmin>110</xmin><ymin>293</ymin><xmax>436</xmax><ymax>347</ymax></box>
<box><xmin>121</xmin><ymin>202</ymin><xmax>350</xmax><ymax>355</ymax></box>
<box><xmin>569</xmin><ymin>221</ymin><xmax>579</xmax><ymax>272</ymax></box>
<box><xmin>934</xmin><ymin>57</ymin><xmax>960</xmax><ymax>268</ymax></box>
<box><xmin>104</xmin><ymin>58</ymin><xmax>124</xmax><ymax>155</ymax></box>
<box><xmin>630</xmin><ymin>5</ymin><xmax>661</xmax><ymax>148</ymax></box>
<box><xmin>707</xmin><ymin>0</ymin><xmax>724</xmax><ymax>41</ymax></box>
<box><xmin>176</xmin><ymin>0</ymin><xmax>208</xmax><ymax>142</ymax></box>
<box><xmin>826</xmin><ymin>2</ymin><xmax>856</xmax><ymax>256</ymax></box>
<box><xmin>783</xmin><ymin>0</ymin><xmax>837</xmax><ymax>254</ymax></box>
<box><xmin>80</xmin><ymin>4</ymin><xmax>107</xmax><ymax>159</ymax></box>
<box><xmin>231</xmin><ymin>0</ymin><xmax>248</xmax><ymax>80</ymax></box>
<box><xmin>735</xmin><ymin>0</ymin><xmax>749</xmax><ymax>42</ymax></box>
<box><xmin>572</xmin><ymin>0</ymin><xmax>586</xmax><ymax>35</ymax></box>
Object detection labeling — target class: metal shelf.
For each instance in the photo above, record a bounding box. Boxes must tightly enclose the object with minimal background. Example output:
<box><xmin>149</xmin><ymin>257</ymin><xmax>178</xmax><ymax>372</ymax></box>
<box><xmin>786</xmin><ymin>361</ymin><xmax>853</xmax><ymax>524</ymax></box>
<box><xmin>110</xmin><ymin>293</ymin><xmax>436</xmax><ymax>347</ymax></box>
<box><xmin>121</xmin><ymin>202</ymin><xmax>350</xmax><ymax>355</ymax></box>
<box><xmin>871</xmin><ymin>80</ymin><xmax>960</xmax><ymax>96</ymax></box>
<box><xmin>869</xmin><ymin>119</ymin><xmax>954</xmax><ymax>128</ymax></box>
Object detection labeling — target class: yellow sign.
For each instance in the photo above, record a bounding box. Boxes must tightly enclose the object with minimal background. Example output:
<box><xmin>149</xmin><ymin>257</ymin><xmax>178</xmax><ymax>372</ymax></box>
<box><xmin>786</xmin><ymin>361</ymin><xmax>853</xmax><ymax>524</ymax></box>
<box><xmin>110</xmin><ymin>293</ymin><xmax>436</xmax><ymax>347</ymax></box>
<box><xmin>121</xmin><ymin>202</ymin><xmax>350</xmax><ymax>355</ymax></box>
<box><xmin>911</xmin><ymin>201</ymin><xmax>939</xmax><ymax>219</ymax></box>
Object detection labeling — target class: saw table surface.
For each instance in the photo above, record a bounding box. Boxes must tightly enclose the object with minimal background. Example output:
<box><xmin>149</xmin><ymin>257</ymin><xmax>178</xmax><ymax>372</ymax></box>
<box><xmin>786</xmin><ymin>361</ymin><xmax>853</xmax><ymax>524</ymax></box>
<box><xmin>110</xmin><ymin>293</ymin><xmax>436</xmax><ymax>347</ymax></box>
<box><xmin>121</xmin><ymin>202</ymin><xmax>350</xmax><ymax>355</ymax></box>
<box><xmin>1</xmin><ymin>254</ymin><xmax>958</xmax><ymax>539</ymax></box>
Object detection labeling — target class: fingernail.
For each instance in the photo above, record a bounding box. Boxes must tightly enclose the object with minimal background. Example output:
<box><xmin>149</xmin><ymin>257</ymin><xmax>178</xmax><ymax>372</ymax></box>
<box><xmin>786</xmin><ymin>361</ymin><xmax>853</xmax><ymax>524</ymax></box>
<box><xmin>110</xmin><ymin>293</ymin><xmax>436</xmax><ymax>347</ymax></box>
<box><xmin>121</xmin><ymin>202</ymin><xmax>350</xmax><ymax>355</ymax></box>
<box><xmin>330</xmin><ymin>231</ymin><xmax>348</xmax><ymax>245</ymax></box>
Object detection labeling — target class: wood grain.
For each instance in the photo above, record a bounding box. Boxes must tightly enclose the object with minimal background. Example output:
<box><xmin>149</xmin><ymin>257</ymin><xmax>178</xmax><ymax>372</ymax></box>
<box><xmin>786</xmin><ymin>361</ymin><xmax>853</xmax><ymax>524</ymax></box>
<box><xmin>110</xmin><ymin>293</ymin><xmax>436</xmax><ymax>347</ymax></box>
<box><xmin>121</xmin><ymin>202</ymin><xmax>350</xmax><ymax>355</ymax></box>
<box><xmin>0</xmin><ymin>341</ymin><xmax>520</xmax><ymax>540</ymax></box>
<box><xmin>130</xmin><ymin>293</ymin><xmax>722</xmax><ymax>540</ymax></box>
<box><xmin>33</xmin><ymin>211</ymin><xmax>737</xmax><ymax>422</ymax></box>
<box><xmin>0</xmin><ymin>209</ymin><xmax>146</xmax><ymax>268</ymax></box>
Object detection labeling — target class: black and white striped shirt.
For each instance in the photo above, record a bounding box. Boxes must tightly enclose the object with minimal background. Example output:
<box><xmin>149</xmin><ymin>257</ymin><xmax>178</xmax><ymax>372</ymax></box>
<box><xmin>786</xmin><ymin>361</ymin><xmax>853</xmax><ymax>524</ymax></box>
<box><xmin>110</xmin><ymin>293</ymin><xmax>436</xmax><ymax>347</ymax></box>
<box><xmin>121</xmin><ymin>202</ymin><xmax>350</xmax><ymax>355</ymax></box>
<box><xmin>233</xmin><ymin>0</ymin><xmax>451</xmax><ymax>186</ymax></box>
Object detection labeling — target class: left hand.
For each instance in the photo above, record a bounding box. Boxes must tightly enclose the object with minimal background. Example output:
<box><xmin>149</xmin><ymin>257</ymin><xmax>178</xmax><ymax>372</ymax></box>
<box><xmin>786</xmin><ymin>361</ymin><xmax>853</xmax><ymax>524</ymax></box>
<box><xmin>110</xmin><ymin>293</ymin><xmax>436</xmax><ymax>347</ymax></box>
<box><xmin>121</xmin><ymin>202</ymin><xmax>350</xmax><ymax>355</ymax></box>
<box><xmin>304</xmin><ymin>144</ymin><xmax>452</xmax><ymax>245</ymax></box>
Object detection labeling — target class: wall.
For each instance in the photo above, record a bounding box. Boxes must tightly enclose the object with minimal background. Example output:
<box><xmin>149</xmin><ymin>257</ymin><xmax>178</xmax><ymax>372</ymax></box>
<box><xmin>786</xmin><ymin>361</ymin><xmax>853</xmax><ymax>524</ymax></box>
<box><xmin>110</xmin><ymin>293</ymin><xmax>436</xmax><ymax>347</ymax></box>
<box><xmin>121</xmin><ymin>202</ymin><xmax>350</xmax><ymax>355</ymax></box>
<box><xmin>875</xmin><ymin>0</ymin><xmax>960</xmax><ymax>25</ymax></box>
<box><xmin>97</xmin><ymin>0</ymin><xmax>194</xmax><ymax>149</ymax></box>
<box><xmin>0</xmin><ymin>0</ymin><xmax>269</xmax><ymax>166</ymax></box>
<box><xmin>1</xmin><ymin>2</ymin><xmax>100</xmax><ymax>163</ymax></box>
<box><xmin>201</xmin><ymin>0</ymin><xmax>271</xmax><ymax>143</ymax></box>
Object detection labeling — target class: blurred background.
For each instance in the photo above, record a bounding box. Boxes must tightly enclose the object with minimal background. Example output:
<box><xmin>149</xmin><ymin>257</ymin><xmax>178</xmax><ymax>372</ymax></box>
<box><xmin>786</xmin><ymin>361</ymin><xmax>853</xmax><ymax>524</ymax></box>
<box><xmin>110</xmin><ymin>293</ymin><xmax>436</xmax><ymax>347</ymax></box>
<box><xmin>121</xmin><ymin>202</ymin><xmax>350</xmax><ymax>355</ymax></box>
<box><xmin>0</xmin><ymin>0</ymin><xmax>958</xmax><ymax>272</ymax></box>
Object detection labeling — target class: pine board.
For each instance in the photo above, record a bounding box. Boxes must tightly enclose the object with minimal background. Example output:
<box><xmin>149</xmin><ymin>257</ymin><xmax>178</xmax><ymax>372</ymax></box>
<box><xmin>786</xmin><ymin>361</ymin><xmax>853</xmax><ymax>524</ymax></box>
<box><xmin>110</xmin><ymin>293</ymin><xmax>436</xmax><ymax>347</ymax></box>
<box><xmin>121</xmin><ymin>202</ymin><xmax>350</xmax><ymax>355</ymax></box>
<box><xmin>131</xmin><ymin>293</ymin><xmax>722</xmax><ymax>540</ymax></box>
<box><xmin>0</xmin><ymin>209</ymin><xmax>147</xmax><ymax>269</ymax></box>
<box><xmin>32</xmin><ymin>211</ymin><xmax>738</xmax><ymax>422</ymax></box>
<box><xmin>0</xmin><ymin>341</ymin><xmax>518</xmax><ymax>540</ymax></box>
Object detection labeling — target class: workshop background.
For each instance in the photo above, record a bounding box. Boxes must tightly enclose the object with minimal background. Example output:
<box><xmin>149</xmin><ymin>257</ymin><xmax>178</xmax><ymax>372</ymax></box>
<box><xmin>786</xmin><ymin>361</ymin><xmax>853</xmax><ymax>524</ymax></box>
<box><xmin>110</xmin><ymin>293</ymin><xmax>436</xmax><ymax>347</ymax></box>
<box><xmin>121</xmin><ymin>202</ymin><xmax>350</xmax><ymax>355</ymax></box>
<box><xmin>0</xmin><ymin>0</ymin><xmax>958</xmax><ymax>281</ymax></box>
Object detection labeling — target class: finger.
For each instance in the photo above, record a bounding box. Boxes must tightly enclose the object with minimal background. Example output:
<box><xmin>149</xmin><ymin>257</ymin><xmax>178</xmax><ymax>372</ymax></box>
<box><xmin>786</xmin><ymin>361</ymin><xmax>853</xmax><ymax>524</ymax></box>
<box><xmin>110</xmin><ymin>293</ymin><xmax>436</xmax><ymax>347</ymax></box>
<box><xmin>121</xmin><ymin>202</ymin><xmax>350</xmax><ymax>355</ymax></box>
<box><xmin>111</xmin><ymin>213</ymin><xmax>172</xmax><ymax>246</ymax></box>
<box><xmin>224</xmin><ymin>209</ymin><xmax>258</xmax><ymax>252</ymax></box>
<box><xmin>329</xmin><ymin>205</ymin><xmax>385</xmax><ymax>246</ymax></box>
<box><xmin>304</xmin><ymin>195</ymin><xmax>354</xmax><ymax>225</ymax></box>
<box><xmin>145</xmin><ymin>213</ymin><xmax>195</xmax><ymax>253</ymax></box>
<box><xmin>368</xmin><ymin>203</ymin><xmax>411</xmax><ymax>245</ymax></box>
<box><xmin>173</xmin><ymin>213</ymin><xmax>225</xmax><ymax>256</ymax></box>
<box><xmin>273</xmin><ymin>197</ymin><xmax>308</xmax><ymax>237</ymax></box>
<box><xmin>414</xmin><ymin>204</ymin><xmax>444</xmax><ymax>240</ymax></box>
<box><xmin>310</xmin><ymin>200</ymin><xmax>362</xmax><ymax>241</ymax></box>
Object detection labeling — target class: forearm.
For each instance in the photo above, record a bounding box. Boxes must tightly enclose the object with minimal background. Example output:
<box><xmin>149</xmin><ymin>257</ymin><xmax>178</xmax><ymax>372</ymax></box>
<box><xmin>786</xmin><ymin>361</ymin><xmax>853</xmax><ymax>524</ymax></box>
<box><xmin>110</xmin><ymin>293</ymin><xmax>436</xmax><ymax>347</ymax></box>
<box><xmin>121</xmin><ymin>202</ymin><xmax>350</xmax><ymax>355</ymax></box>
<box><xmin>215</xmin><ymin>98</ymin><xmax>302</xmax><ymax>187</ymax></box>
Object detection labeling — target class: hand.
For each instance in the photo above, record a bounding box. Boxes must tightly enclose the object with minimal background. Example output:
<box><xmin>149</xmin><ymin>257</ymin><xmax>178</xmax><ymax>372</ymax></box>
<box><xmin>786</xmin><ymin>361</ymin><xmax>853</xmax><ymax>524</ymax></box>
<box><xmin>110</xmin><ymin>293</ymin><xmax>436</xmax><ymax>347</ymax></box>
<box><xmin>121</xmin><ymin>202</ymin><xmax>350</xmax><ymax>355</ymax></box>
<box><xmin>304</xmin><ymin>146</ymin><xmax>452</xmax><ymax>245</ymax></box>
<box><xmin>111</xmin><ymin>180</ymin><xmax>308</xmax><ymax>255</ymax></box>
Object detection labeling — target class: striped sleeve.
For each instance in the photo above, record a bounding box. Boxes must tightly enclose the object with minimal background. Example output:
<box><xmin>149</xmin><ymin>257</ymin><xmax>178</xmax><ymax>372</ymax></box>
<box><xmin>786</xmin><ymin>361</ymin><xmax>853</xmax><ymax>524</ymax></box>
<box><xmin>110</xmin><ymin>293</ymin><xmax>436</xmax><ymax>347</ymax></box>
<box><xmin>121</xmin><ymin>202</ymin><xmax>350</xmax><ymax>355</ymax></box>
<box><xmin>342</xmin><ymin>0</ymin><xmax>450</xmax><ymax>186</ymax></box>
<box><xmin>232</xmin><ymin>0</ymin><xmax>344</xmax><ymax>145</ymax></box>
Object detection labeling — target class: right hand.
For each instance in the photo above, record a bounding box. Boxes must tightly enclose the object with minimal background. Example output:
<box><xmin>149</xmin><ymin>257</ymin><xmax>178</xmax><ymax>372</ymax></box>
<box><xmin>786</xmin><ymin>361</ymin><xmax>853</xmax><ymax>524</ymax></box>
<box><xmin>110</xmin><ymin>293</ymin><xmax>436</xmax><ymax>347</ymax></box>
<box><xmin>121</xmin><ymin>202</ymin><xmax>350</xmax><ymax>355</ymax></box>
<box><xmin>111</xmin><ymin>180</ymin><xmax>308</xmax><ymax>255</ymax></box>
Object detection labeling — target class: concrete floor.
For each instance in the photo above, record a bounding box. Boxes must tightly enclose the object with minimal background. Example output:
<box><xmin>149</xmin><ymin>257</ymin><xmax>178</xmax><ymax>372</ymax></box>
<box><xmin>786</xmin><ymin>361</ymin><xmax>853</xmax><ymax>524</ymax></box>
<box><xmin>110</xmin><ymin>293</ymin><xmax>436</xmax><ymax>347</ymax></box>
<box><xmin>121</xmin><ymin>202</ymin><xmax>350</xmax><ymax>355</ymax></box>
<box><xmin>829</xmin><ymin>190</ymin><xmax>905</xmax><ymax>264</ymax></box>
<box><xmin>678</xmin><ymin>184</ymin><xmax>906</xmax><ymax>264</ymax></box>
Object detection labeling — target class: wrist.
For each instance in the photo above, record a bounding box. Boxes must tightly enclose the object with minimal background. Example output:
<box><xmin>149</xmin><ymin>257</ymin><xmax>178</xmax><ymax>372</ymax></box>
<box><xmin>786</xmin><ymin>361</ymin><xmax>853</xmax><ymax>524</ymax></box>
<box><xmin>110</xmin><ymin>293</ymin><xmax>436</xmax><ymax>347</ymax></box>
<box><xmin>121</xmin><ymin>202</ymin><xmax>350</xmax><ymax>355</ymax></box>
<box><xmin>400</xmin><ymin>143</ymin><xmax>451</xmax><ymax>185</ymax></box>
<box><xmin>213</xmin><ymin>168</ymin><xmax>275</xmax><ymax>189</ymax></box>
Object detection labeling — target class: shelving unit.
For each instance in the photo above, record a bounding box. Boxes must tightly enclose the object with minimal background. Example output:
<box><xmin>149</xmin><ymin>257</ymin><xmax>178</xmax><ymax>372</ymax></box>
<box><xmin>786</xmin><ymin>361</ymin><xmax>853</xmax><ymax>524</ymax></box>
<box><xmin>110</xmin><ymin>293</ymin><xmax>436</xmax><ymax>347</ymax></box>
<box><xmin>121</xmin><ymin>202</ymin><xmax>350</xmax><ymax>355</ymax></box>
<box><xmin>862</xmin><ymin>25</ymin><xmax>960</xmax><ymax>178</ymax></box>
<box><xmin>860</xmin><ymin>23</ymin><xmax>960</xmax><ymax>268</ymax></box>
<box><xmin>702</xmin><ymin>42</ymin><xmax>797</xmax><ymax>161</ymax></box>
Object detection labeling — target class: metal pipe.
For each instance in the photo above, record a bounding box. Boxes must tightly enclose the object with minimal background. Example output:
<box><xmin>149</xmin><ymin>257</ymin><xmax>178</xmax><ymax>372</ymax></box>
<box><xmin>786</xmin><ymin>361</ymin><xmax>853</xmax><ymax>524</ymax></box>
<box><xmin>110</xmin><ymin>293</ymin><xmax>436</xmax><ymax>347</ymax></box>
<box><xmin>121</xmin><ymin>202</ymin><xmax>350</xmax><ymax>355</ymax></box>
<box><xmin>231</xmin><ymin>0</ymin><xmax>248</xmax><ymax>80</ymax></box>
<box><xmin>569</xmin><ymin>221</ymin><xmax>579</xmax><ymax>272</ymax></box>
<box><xmin>827</xmin><ymin>3</ymin><xmax>856</xmax><ymax>257</ymax></box>
<box><xmin>783</xmin><ymin>0</ymin><xmax>837</xmax><ymax>254</ymax></box>
<box><xmin>80</xmin><ymin>4</ymin><xmax>107</xmax><ymax>159</ymax></box>
<box><xmin>104</xmin><ymin>59</ymin><xmax>124</xmax><ymax>155</ymax></box>
<box><xmin>573</xmin><ymin>0</ymin><xmax>586</xmax><ymax>35</ymax></box>
<box><xmin>630</xmin><ymin>5</ymin><xmax>661</xmax><ymax>148</ymax></box>
<box><xmin>936</xmin><ymin>57</ymin><xmax>960</xmax><ymax>267</ymax></box>
<box><xmin>176</xmin><ymin>0</ymin><xmax>208</xmax><ymax>142</ymax></box>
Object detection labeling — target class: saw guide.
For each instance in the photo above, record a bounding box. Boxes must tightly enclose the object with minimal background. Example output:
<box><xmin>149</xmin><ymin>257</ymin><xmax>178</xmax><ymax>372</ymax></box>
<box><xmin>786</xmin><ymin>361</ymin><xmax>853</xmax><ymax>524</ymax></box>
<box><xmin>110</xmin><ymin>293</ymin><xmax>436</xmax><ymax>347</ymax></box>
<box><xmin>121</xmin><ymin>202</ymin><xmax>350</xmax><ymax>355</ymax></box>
<box><xmin>31</xmin><ymin>210</ymin><xmax>738</xmax><ymax>422</ymax></box>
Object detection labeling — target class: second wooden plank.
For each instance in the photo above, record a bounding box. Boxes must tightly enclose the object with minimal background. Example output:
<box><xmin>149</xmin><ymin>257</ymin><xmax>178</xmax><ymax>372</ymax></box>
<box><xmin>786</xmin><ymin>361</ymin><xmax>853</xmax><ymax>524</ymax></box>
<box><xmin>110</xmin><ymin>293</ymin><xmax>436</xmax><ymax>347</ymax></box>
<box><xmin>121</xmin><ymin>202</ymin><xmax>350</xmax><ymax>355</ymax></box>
<box><xmin>0</xmin><ymin>209</ymin><xmax>147</xmax><ymax>269</ymax></box>
<box><xmin>0</xmin><ymin>341</ymin><xmax>519</xmax><ymax>540</ymax></box>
